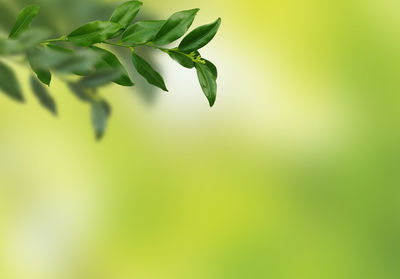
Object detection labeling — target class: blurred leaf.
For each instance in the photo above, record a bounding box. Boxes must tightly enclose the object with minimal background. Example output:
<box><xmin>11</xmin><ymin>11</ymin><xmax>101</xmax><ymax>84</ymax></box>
<box><xmin>195</xmin><ymin>62</ymin><xmax>217</xmax><ymax>107</ymax></box>
<box><xmin>66</xmin><ymin>82</ymin><xmax>92</xmax><ymax>102</ymax></box>
<box><xmin>17</xmin><ymin>28</ymin><xmax>51</xmax><ymax>49</ymax></box>
<box><xmin>0</xmin><ymin>61</ymin><xmax>24</xmax><ymax>102</ymax></box>
<box><xmin>168</xmin><ymin>51</ymin><xmax>194</xmax><ymax>68</ymax></box>
<box><xmin>90</xmin><ymin>46</ymin><xmax>134</xmax><ymax>86</ymax></box>
<box><xmin>31</xmin><ymin>45</ymin><xmax>103</xmax><ymax>74</ymax></box>
<box><xmin>122</xmin><ymin>20</ymin><xmax>165</xmax><ymax>45</ymax></box>
<box><xmin>79</xmin><ymin>68</ymin><xmax>123</xmax><ymax>88</ymax></box>
<box><xmin>131</xmin><ymin>52</ymin><xmax>168</xmax><ymax>91</ymax></box>
<box><xmin>110</xmin><ymin>1</ymin><xmax>142</xmax><ymax>29</ymax></box>
<box><xmin>91</xmin><ymin>100</ymin><xmax>111</xmax><ymax>140</ymax></box>
<box><xmin>30</xmin><ymin>75</ymin><xmax>57</xmax><ymax>115</ymax></box>
<box><xmin>68</xmin><ymin>20</ymin><xmax>123</xmax><ymax>46</ymax></box>
<box><xmin>154</xmin><ymin>9</ymin><xmax>199</xmax><ymax>45</ymax></box>
<box><xmin>27</xmin><ymin>48</ymin><xmax>52</xmax><ymax>86</ymax></box>
<box><xmin>179</xmin><ymin>18</ymin><xmax>221</xmax><ymax>52</ymax></box>
<box><xmin>9</xmin><ymin>5</ymin><xmax>40</xmax><ymax>39</ymax></box>
<box><xmin>0</xmin><ymin>38</ymin><xmax>22</xmax><ymax>55</ymax></box>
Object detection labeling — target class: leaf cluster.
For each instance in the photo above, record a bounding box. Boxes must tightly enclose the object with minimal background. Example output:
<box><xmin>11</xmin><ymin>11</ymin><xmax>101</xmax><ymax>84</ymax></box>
<box><xmin>0</xmin><ymin>1</ymin><xmax>221</xmax><ymax>140</ymax></box>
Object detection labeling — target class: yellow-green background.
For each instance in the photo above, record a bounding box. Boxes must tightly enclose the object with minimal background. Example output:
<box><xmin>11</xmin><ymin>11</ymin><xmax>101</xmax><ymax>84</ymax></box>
<box><xmin>1</xmin><ymin>0</ymin><xmax>400</xmax><ymax>278</ymax></box>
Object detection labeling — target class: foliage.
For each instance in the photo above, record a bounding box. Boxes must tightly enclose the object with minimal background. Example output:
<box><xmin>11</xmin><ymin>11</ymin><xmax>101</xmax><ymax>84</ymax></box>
<box><xmin>0</xmin><ymin>1</ymin><xmax>221</xmax><ymax>140</ymax></box>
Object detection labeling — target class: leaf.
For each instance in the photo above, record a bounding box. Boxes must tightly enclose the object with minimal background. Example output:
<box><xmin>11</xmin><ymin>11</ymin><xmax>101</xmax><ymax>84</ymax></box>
<box><xmin>195</xmin><ymin>62</ymin><xmax>217</xmax><ymax>107</ymax></box>
<box><xmin>168</xmin><ymin>51</ymin><xmax>194</xmax><ymax>68</ymax></box>
<box><xmin>0</xmin><ymin>38</ymin><xmax>22</xmax><ymax>55</ymax></box>
<box><xmin>67</xmin><ymin>82</ymin><xmax>92</xmax><ymax>102</ymax></box>
<box><xmin>110</xmin><ymin>1</ymin><xmax>143</xmax><ymax>29</ymax></box>
<box><xmin>68</xmin><ymin>20</ymin><xmax>123</xmax><ymax>46</ymax></box>
<box><xmin>122</xmin><ymin>20</ymin><xmax>165</xmax><ymax>45</ymax></box>
<box><xmin>204</xmin><ymin>59</ymin><xmax>218</xmax><ymax>78</ymax></box>
<box><xmin>90</xmin><ymin>46</ymin><xmax>134</xmax><ymax>86</ymax></box>
<box><xmin>0</xmin><ymin>61</ymin><xmax>24</xmax><ymax>102</ymax></box>
<box><xmin>131</xmin><ymin>52</ymin><xmax>168</xmax><ymax>91</ymax></box>
<box><xmin>27</xmin><ymin>48</ymin><xmax>52</xmax><ymax>86</ymax></box>
<box><xmin>30</xmin><ymin>75</ymin><xmax>57</xmax><ymax>115</ymax></box>
<box><xmin>31</xmin><ymin>45</ymin><xmax>103</xmax><ymax>74</ymax></box>
<box><xmin>179</xmin><ymin>18</ymin><xmax>221</xmax><ymax>52</ymax></box>
<box><xmin>79</xmin><ymin>69</ymin><xmax>124</xmax><ymax>88</ymax></box>
<box><xmin>153</xmin><ymin>9</ymin><xmax>199</xmax><ymax>45</ymax></box>
<box><xmin>91</xmin><ymin>100</ymin><xmax>111</xmax><ymax>140</ymax></box>
<box><xmin>9</xmin><ymin>5</ymin><xmax>40</xmax><ymax>39</ymax></box>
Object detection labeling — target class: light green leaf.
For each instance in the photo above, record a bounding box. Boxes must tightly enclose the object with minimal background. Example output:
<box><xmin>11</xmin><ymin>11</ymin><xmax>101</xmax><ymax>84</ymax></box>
<box><xmin>68</xmin><ymin>21</ymin><xmax>123</xmax><ymax>46</ymax></box>
<box><xmin>9</xmin><ymin>5</ymin><xmax>39</xmax><ymax>39</ymax></box>
<box><xmin>122</xmin><ymin>20</ymin><xmax>165</xmax><ymax>45</ymax></box>
<box><xmin>131</xmin><ymin>52</ymin><xmax>168</xmax><ymax>91</ymax></box>
<box><xmin>110</xmin><ymin>1</ymin><xmax>142</xmax><ymax>29</ymax></box>
<box><xmin>90</xmin><ymin>46</ymin><xmax>134</xmax><ymax>86</ymax></box>
<box><xmin>179</xmin><ymin>18</ymin><xmax>221</xmax><ymax>52</ymax></box>
<box><xmin>30</xmin><ymin>75</ymin><xmax>57</xmax><ymax>115</ymax></box>
<box><xmin>91</xmin><ymin>100</ymin><xmax>111</xmax><ymax>140</ymax></box>
<box><xmin>0</xmin><ymin>61</ymin><xmax>24</xmax><ymax>102</ymax></box>
<box><xmin>27</xmin><ymin>47</ymin><xmax>52</xmax><ymax>86</ymax></box>
<box><xmin>79</xmin><ymin>69</ymin><xmax>124</xmax><ymax>88</ymax></box>
<box><xmin>195</xmin><ymin>62</ymin><xmax>217</xmax><ymax>107</ymax></box>
<box><xmin>154</xmin><ymin>9</ymin><xmax>199</xmax><ymax>45</ymax></box>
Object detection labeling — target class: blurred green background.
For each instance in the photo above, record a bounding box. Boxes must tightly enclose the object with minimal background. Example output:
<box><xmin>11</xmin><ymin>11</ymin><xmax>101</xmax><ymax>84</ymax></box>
<box><xmin>1</xmin><ymin>0</ymin><xmax>400</xmax><ymax>278</ymax></box>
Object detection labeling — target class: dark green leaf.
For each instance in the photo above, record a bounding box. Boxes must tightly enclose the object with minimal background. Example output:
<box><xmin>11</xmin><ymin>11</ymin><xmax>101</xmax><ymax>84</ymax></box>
<box><xmin>154</xmin><ymin>9</ymin><xmax>199</xmax><ymax>45</ymax></box>
<box><xmin>67</xmin><ymin>82</ymin><xmax>92</xmax><ymax>102</ymax></box>
<box><xmin>90</xmin><ymin>46</ymin><xmax>134</xmax><ymax>86</ymax></box>
<box><xmin>0</xmin><ymin>61</ymin><xmax>24</xmax><ymax>102</ymax></box>
<box><xmin>122</xmin><ymin>20</ymin><xmax>165</xmax><ymax>45</ymax></box>
<box><xmin>27</xmin><ymin>48</ymin><xmax>52</xmax><ymax>86</ymax></box>
<box><xmin>79</xmin><ymin>69</ymin><xmax>124</xmax><ymax>88</ymax></box>
<box><xmin>68</xmin><ymin>21</ymin><xmax>123</xmax><ymax>46</ymax></box>
<box><xmin>91</xmin><ymin>100</ymin><xmax>111</xmax><ymax>140</ymax></box>
<box><xmin>195</xmin><ymin>62</ymin><xmax>217</xmax><ymax>107</ymax></box>
<box><xmin>110</xmin><ymin>1</ymin><xmax>142</xmax><ymax>29</ymax></box>
<box><xmin>9</xmin><ymin>5</ymin><xmax>40</xmax><ymax>39</ymax></box>
<box><xmin>204</xmin><ymin>58</ymin><xmax>218</xmax><ymax>78</ymax></box>
<box><xmin>168</xmin><ymin>51</ymin><xmax>194</xmax><ymax>68</ymax></box>
<box><xmin>179</xmin><ymin>18</ymin><xmax>221</xmax><ymax>52</ymax></box>
<box><xmin>30</xmin><ymin>75</ymin><xmax>57</xmax><ymax>115</ymax></box>
<box><xmin>131</xmin><ymin>52</ymin><xmax>168</xmax><ymax>91</ymax></box>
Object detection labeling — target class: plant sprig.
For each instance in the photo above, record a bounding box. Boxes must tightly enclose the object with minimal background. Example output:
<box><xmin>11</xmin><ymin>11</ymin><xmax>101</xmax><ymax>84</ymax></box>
<box><xmin>0</xmin><ymin>1</ymin><xmax>221</xmax><ymax>140</ymax></box>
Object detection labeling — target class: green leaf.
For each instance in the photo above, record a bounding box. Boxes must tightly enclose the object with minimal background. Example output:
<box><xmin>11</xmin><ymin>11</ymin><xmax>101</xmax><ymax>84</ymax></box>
<box><xmin>79</xmin><ymin>69</ymin><xmax>124</xmax><ymax>88</ymax></box>
<box><xmin>90</xmin><ymin>46</ymin><xmax>134</xmax><ymax>86</ymax></box>
<box><xmin>195</xmin><ymin>62</ymin><xmax>217</xmax><ymax>107</ymax></box>
<box><xmin>131</xmin><ymin>52</ymin><xmax>168</xmax><ymax>91</ymax></box>
<box><xmin>31</xmin><ymin>45</ymin><xmax>103</xmax><ymax>74</ymax></box>
<box><xmin>66</xmin><ymin>82</ymin><xmax>92</xmax><ymax>102</ymax></box>
<box><xmin>179</xmin><ymin>18</ymin><xmax>221</xmax><ymax>52</ymax></box>
<box><xmin>1</xmin><ymin>29</ymin><xmax>50</xmax><ymax>56</ymax></box>
<box><xmin>168</xmin><ymin>51</ymin><xmax>194</xmax><ymax>68</ymax></box>
<box><xmin>91</xmin><ymin>100</ymin><xmax>111</xmax><ymax>140</ymax></box>
<box><xmin>27</xmin><ymin>48</ymin><xmax>52</xmax><ymax>86</ymax></box>
<box><xmin>68</xmin><ymin>21</ymin><xmax>123</xmax><ymax>46</ymax></box>
<box><xmin>0</xmin><ymin>38</ymin><xmax>22</xmax><ymax>55</ymax></box>
<box><xmin>110</xmin><ymin>1</ymin><xmax>142</xmax><ymax>29</ymax></box>
<box><xmin>0</xmin><ymin>61</ymin><xmax>24</xmax><ymax>102</ymax></box>
<box><xmin>154</xmin><ymin>9</ymin><xmax>199</xmax><ymax>45</ymax></box>
<box><xmin>122</xmin><ymin>20</ymin><xmax>165</xmax><ymax>45</ymax></box>
<box><xmin>204</xmin><ymin>58</ymin><xmax>218</xmax><ymax>78</ymax></box>
<box><xmin>30</xmin><ymin>75</ymin><xmax>57</xmax><ymax>115</ymax></box>
<box><xmin>9</xmin><ymin>5</ymin><xmax>40</xmax><ymax>39</ymax></box>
